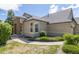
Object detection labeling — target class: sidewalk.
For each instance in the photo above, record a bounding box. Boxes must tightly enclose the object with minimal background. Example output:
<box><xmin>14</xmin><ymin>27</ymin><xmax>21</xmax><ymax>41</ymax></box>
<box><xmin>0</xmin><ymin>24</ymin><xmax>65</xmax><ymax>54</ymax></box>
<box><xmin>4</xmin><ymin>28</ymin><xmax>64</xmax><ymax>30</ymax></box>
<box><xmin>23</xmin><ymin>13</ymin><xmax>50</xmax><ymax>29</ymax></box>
<box><xmin>11</xmin><ymin>37</ymin><xmax>64</xmax><ymax>45</ymax></box>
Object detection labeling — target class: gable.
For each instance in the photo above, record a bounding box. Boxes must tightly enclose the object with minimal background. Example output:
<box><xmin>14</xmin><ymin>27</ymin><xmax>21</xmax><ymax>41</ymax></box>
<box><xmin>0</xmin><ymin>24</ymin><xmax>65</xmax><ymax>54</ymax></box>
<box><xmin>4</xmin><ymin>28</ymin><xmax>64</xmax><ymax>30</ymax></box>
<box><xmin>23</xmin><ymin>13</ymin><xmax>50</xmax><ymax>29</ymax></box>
<box><xmin>75</xmin><ymin>17</ymin><xmax>79</xmax><ymax>24</ymax></box>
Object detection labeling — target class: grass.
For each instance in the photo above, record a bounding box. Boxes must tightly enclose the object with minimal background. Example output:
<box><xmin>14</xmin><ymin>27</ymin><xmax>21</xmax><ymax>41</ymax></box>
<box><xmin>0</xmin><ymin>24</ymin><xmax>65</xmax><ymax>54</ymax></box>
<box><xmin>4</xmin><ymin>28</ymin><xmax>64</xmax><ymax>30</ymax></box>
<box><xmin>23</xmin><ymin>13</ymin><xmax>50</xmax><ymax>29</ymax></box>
<box><xmin>0</xmin><ymin>41</ymin><xmax>59</xmax><ymax>54</ymax></box>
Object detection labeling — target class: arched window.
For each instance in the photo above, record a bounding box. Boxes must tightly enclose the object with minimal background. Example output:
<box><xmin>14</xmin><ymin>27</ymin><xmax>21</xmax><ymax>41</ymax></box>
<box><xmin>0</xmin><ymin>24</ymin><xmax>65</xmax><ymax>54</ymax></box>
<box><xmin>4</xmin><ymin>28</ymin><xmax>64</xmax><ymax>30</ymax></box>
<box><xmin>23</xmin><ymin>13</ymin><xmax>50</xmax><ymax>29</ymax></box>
<box><xmin>35</xmin><ymin>24</ymin><xmax>39</xmax><ymax>32</ymax></box>
<box><xmin>30</xmin><ymin>23</ymin><xmax>33</xmax><ymax>32</ymax></box>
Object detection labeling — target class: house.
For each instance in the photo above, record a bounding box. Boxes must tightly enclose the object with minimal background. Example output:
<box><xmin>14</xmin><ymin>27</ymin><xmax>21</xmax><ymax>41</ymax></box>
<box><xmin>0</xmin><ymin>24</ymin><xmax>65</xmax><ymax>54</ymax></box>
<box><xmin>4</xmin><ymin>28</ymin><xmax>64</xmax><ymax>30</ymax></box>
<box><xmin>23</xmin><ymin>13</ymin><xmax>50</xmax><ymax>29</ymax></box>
<box><xmin>12</xmin><ymin>8</ymin><xmax>79</xmax><ymax>37</ymax></box>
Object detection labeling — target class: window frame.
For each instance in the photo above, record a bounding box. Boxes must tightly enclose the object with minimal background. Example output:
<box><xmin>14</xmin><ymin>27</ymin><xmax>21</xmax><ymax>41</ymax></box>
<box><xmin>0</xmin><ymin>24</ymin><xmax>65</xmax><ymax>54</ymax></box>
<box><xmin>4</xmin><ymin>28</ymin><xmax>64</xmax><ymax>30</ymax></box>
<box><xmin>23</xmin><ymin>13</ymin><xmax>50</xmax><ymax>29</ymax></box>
<box><xmin>35</xmin><ymin>23</ymin><xmax>39</xmax><ymax>32</ymax></box>
<box><xmin>30</xmin><ymin>23</ymin><xmax>33</xmax><ymax>32</ymax></box>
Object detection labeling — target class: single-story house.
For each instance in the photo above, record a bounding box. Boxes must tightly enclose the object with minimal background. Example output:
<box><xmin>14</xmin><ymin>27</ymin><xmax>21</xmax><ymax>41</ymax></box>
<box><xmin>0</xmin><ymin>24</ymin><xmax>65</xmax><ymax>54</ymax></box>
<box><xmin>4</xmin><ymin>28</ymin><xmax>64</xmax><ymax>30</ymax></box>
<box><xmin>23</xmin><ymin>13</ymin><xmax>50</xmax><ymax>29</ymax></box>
<box><xmin>12</xmin><ymin>8</ymin><xmax>79</xmax><ymax>37</ymax></box>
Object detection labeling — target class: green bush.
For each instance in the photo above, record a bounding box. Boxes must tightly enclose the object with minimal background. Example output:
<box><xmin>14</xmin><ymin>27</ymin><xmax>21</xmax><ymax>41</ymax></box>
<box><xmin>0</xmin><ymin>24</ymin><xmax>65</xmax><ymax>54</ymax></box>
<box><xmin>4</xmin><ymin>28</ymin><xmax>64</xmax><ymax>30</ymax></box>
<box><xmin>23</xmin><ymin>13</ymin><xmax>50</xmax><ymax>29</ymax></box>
<box><xmin>40</xmin><ymin>31</ymin><xmax>47</xmax><ymax>37</ymax></box>
<box><xmin>62</xmin><ymin>44</ymin><xmax>79</xmax><ymax>54</ymax></box>
<box><xmin>63</xmin><ymin>33</ymin><xmax>79</xmax><ymax>45</ymax></box>
<box><xmin>28</xmin><ymin>37</ymin><xmax>35</xmax><ymax>41</ymax></box>
<box><xmin>0</xmin><ymin>22</ymin><xmax>12</xmax><ymax>45</ymax></box>
<box><xmin>40</xmin><ymin>37</ymin><xmax>48</xmax><ymax>41</ymax></box>
<box><xmin>49</xmin><ymin>37</ymin><xmax>64</xmax><ymax>41</ymax></box>
<box><xmin>36</xmin><ymin>36</ymin><xmax>64</xmax><ymax>41</ymax></box>
<box><xmin>63</xmin><ymin>33</ymin><xmax>74</xmax><ymax>44</ymax></box>
<box><xmin>73</xmin><ymin>35</ymin><xmax>79</xmax><ymax>45</ymax></box>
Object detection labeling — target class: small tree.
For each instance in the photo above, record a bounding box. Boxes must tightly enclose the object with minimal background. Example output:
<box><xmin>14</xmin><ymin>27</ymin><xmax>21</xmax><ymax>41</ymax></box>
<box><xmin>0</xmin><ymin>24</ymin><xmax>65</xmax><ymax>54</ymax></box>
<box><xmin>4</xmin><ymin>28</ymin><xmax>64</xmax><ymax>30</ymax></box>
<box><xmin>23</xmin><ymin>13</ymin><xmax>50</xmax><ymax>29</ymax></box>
<box><xmin>0</xmin><ymin>22</ymin><xmax>12</xmax><ymax>45</ymax></box>
<box><xmin>5</xmin><ymin>9</ymin><xmax>14</xmax><ymax>25</ymax></box>
<box><xmin>0</xmin><ymin>20</ymin><xmax>2</xmax><ymax>22</ymax></box>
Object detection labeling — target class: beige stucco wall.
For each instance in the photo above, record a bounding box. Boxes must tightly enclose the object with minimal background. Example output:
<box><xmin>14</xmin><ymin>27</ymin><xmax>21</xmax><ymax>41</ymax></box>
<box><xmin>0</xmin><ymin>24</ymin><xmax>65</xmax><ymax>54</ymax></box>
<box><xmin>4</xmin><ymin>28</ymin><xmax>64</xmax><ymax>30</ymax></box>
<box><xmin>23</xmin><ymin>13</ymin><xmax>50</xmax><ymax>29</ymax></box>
<box><xmin>74</xmin><ymin>24</ymin><xmax>79</xmax><ymax>34</ymax></box>
<box><xmin>23</xmin><ymin>20</ymin><xmax>47</xmax><ymax>37</ymax></box>
<box><xmin>13</xmin><ymin>18</ymin><xmax>21</xmax><ymax>34</ymax></box>
<box><xmin>47</xmin><ymin>21</ymin><xmax>75</xmax><ymax>36</ymax></box>
<box><xmin>23</xmin><ymin>20</ymin><xmax>76</xmax><ymax>37</ymax></box>
<box><xmin>39</xmin><ymin>21</ymin><xmax>47</xmax><ymax>32</ymax></box>
<box><xmin>13</xmin><ymin>17</ymin><xmax>25</xmax><ymax>34</ymax></box>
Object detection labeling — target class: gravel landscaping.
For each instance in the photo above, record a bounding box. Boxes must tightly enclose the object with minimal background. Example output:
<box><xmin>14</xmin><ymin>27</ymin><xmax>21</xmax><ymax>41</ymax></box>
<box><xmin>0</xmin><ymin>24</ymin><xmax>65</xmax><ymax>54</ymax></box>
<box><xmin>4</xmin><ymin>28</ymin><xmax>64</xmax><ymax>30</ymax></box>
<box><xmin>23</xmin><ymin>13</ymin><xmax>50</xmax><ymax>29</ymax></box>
<box><xmin>0</xmin><ymin>41</ymin><xmax>59</xmax><ymax>54</ymax></box>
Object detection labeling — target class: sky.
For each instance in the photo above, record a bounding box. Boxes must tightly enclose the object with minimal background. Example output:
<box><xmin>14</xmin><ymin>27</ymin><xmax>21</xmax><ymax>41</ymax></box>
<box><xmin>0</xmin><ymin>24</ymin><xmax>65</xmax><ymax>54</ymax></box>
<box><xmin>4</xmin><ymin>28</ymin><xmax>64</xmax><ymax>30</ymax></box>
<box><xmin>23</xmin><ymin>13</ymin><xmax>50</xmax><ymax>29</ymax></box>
<box><xmin>0</xmin><ymin>4</ymin><xmax>79</xmax><ymax>21</ymax></box>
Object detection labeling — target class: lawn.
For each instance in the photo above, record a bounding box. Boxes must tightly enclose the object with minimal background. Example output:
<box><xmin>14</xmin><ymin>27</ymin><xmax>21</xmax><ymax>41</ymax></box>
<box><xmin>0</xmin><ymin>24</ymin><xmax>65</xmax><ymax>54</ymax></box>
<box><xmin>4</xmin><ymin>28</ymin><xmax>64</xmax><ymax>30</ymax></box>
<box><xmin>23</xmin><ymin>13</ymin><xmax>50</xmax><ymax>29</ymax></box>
<box><xmin>0</xmin><ymin>41</ymin><xmax>59</xmax><ymax>54</ymax></box>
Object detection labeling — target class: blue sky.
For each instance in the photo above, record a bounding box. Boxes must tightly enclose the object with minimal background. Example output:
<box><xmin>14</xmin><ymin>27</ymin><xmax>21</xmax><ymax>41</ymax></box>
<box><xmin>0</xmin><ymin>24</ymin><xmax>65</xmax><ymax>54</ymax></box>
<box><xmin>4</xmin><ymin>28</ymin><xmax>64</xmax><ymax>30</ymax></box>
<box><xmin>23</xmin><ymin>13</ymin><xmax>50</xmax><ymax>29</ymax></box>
<box><xmin>0</xmin><ymin>4</ymin><xmax>79</xmax><ymax>21</ymax></box>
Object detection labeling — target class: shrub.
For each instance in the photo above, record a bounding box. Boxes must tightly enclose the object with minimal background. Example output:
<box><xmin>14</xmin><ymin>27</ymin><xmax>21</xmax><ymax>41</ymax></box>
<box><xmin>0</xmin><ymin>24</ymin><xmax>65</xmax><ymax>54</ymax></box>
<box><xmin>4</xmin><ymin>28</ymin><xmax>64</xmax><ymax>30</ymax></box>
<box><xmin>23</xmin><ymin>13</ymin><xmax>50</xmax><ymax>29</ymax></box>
<box><xmin>28</xmin><ymin>37</ymin><xmax>35</xmax><ymax>41</ymax></box>
<box><xmin>62</xmin><ymin>44</ymin><xmax>79</xmax><ymax>54</ymax></box>
<box><xmin>0</xmin><ymin>22</ymin><xmax>12</xmax><ymax>45</ymax></box>
<box><xmin>63</xmin><ymin>33</ymin><xmax>75</xmax><ymax>45</ymax></box>
<box><xmin>63</xmin><ymin>33</ymin><xmax>79</xmax><ymax>45</ymax></box>
<box><xmin>73</xmin><ymin>35</ymin><xmax>79</xmax><ymax>45</ymax></box>
<box><xmin>56</xmin><ymin>37</ymin><xmax>64</xmax><ymax>41</ymax></box>
<box><xmin>36</xmin><ymin>36</ymin><xmax>64</xmax><ymax>41</ymax></box>
<box><xmin>40</xmin><ymin>31</ymin><xmax>47</xmax><ymax>37</ymax></box>
<box><xmin>40</xmin><ymin>37</ymin><xmax>48</xmax><ymax>41</ymax></box>
<box><xmin>49</xmin><ymin>37</ymin><xmax>64</xmax><ymax>41</ymax></box>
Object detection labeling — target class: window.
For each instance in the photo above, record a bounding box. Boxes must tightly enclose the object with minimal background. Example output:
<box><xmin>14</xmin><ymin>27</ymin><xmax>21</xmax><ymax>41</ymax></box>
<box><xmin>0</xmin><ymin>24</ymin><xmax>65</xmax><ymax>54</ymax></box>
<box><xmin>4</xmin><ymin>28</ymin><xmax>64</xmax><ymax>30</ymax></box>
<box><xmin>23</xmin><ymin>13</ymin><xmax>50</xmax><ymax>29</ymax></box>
<box><xmin>35</xmin><ymin>24</ymin><xmax>39</xmax><ymax>32</ymax></box>
<box><xmin>30</xmin><ymin>23</ymin><xmax>33</xmax><ymax>32</ymax></box>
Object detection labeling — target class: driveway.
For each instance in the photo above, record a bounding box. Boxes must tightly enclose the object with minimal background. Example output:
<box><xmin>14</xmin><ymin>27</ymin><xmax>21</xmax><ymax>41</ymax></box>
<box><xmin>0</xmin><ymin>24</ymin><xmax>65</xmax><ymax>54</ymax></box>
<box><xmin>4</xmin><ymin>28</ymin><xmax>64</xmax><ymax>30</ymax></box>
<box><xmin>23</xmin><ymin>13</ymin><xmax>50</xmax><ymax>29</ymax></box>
<box><xmin>8</xmin><ymin>37</ymin><xmax>65</xmax><ymax>54</ymax></box>
<box><xmin>10</xmin><ymin>37</ymin><xmax>64</xmax><ymax>45</ymax></box>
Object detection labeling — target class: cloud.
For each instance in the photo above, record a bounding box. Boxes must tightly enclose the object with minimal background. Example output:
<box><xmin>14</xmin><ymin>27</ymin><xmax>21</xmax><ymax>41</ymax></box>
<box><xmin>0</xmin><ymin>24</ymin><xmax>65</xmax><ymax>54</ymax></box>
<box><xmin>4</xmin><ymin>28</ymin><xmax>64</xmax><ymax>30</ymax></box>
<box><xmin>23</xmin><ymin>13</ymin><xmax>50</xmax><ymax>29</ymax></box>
<box><xmin>49</xmin><ymin>4</ymin><xmax>79</xmax><ymax>14</ymax></box>
<box><xmin>62</xmin><ymin>4</ymin><xmax>79</xmax><ymax>10</ymax></box>
<box><xmin>0</xmin><ymin>4</ymin><xmax>21</xmax><ymax>11</ymax></box>
<box><xmin>49</xmin><ymin>5</ymin><xmax>58</xmax><ymax>14</ymax></box>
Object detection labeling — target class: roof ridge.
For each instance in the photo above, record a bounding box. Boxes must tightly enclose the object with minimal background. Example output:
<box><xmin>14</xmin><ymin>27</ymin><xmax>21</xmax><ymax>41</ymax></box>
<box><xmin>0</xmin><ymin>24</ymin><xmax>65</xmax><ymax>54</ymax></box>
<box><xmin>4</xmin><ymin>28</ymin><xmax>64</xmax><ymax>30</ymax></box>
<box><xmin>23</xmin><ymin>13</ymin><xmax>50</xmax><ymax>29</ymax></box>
<box><xmin>41</xmin><ymin>8</ymin><xmax>72</xmax><ymax>18</ymax></box>
<box><xmin>49</xmin><ymin>8</ymin><xmax>72</xmax><ymax>16</ymax></box>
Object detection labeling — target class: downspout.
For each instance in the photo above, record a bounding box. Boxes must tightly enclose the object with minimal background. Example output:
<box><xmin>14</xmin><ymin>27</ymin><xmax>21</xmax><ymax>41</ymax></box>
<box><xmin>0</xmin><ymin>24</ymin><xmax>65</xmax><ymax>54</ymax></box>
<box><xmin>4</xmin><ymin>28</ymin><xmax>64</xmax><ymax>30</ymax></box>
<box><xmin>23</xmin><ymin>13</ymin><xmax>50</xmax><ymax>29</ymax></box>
<box><xmin>71</xmin><ymin>9</ymin><xmax>77</xmax><ymax>34</ymax></box>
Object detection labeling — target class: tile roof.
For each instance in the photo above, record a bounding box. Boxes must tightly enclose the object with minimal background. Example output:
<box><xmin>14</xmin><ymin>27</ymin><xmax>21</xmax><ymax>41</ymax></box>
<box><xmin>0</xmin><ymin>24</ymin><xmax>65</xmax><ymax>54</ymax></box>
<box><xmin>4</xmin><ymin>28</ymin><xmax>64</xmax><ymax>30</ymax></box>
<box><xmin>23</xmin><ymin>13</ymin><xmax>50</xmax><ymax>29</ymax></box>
<box><xmin>24</xmin><ymin>16</ymin><xmax>48</xmax><ymax>23</ymax></box>
<box><xmin>41</xmin><ymin>8</ymin><xmax>73</xmax><ymax>23</ymax></box>
<box><xmin>74</xmin><ymin>17</ymin><xmax>79</xmax><ymax>24</ymax></box>
<box><xmin>13</xmin><ymin>8</ymin><xmax>74</xmax><ymax>24</ymax></box>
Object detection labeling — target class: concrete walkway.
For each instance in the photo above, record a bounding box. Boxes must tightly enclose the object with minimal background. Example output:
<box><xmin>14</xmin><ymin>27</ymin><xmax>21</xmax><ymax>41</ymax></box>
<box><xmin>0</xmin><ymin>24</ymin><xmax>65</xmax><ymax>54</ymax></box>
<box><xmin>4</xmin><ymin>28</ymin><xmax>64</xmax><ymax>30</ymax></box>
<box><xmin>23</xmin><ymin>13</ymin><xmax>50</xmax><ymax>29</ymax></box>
<box><xmin>11</xmin><ymin>37</ymin><xmax>64</xmax><ymax>45</ymax></box>
<box><xmin>56</xmin><ymin>45</ymin><xmax>65</xmax><ymax>54</ymax></box>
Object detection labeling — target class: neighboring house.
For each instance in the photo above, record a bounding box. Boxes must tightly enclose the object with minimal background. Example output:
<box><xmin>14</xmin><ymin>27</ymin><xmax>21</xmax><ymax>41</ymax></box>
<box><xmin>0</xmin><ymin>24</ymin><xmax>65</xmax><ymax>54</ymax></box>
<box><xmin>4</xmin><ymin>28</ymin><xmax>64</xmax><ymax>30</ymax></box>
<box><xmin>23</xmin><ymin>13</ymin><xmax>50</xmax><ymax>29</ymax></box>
<box><xmin>12</xmin><ymin>8</ymin><xmax>79</xmax><ymax>37</ymax></box>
